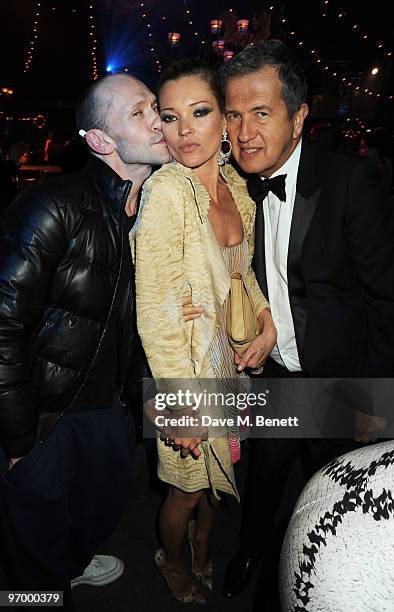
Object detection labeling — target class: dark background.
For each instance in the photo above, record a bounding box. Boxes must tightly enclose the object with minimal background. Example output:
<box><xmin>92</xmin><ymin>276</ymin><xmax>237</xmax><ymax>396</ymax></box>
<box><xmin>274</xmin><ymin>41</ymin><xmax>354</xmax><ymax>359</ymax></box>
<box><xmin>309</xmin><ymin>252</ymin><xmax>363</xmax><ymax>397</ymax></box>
<box><xmin>1</xmin><ymin>0</ymin><xmax>393</xmax><ymax>152</ymax></box>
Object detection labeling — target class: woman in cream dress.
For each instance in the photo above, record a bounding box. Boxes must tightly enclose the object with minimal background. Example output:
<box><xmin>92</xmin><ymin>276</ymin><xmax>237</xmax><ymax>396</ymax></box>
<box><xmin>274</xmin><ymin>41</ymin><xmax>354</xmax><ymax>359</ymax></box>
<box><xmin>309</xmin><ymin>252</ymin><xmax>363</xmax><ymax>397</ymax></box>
<box><xmin>131</xmin><ymin>60</ymin><xmax>276</xmax><ymax>604</ymax></box>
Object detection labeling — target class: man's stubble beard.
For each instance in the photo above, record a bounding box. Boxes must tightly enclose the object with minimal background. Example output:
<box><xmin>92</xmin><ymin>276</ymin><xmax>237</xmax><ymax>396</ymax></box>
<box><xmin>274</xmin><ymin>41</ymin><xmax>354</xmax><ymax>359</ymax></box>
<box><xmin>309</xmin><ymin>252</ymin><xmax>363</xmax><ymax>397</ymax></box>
<box><xmin>116</xmin><ymin>138</ymin><xmax>171</xmax><ymax>167</ymax></box>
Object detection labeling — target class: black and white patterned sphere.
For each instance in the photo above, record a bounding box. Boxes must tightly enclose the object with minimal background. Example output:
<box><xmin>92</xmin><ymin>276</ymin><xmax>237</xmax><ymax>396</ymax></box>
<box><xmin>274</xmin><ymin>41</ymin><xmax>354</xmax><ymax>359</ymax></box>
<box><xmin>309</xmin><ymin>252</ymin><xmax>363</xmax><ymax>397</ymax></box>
<box><xmin>280</xmin><ymin>440</ymin><xmax>394</xmax><ymax>612</ymax></box>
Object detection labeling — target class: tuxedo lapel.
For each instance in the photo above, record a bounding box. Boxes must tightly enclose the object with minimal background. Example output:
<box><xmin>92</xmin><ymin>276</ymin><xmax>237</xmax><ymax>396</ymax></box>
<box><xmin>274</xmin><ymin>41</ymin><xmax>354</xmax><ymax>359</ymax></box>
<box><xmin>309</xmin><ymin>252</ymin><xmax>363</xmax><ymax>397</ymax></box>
<box><xmin>288</xmin><ymin>188</ymin><xmax>321</xmax><ymax>277</ymax></box>
<box><xmin>287</xmin><ymin>140</ymin><xmax>321</xmax><ymax>358</ymax></box>
<box><xmin>252</xmin><ymin>201</ymin><xmax>269</xmax><ymax>299</ymax></box>
<box><xmin>249</xmin><ymin>140</ymin><xmax>322</xmax><ymax>359</ymax></box>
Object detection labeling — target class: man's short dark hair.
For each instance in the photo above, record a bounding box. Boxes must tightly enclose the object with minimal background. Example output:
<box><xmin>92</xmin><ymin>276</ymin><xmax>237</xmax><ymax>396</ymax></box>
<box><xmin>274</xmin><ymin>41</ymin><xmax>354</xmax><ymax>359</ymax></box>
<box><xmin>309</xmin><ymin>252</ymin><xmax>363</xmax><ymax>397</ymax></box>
<box><xmin>221</xmin><ymin>39</ymin><xmax>308</xmax><ymax>117</ymax></box>
<box><xmin>75</xmin><ymin>76</ymin><xmax>113</xmax><ymax>135</ymax></box>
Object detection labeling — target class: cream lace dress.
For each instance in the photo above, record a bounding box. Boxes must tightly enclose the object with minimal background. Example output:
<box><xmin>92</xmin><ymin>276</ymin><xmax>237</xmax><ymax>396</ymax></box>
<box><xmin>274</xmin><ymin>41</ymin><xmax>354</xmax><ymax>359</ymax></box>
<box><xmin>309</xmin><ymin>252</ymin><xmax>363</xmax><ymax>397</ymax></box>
<box><xmin>157</xmin><ymin>234</ymin><xmax>249</xmax><ymax>500</ymax></box>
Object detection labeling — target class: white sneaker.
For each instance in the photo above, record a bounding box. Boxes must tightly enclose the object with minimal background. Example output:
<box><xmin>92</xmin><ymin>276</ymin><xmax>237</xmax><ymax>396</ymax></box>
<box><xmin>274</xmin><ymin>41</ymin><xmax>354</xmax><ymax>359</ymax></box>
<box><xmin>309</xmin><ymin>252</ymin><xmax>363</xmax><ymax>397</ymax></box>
<box><xmin>71</xmin><ymin>554</ymin><xmax>124</xmax><ymax>589</ymax></box>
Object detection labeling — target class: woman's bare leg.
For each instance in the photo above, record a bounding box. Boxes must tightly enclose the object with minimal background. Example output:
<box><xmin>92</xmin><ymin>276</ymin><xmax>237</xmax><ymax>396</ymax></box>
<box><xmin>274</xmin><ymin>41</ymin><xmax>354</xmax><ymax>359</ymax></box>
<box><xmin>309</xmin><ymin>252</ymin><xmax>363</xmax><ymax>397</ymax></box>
<box><xmin>160</xmin><ymin>486</ymin><xmax>204</xmax><ymax>574</ymax></box>
<box><xmin>190</xmin><ymin>492</ymin><xmax>220</xmax><ymax>572</ymax></box>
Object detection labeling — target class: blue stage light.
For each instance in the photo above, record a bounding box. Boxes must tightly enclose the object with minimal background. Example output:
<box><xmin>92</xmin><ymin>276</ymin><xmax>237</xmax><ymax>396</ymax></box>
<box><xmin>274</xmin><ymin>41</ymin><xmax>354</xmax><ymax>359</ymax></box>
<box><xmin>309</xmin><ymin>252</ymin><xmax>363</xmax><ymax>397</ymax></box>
<box><xmin>105</xmin><ymin>15</ymin><xmax>149</xmax><ymax>82</ymax></box>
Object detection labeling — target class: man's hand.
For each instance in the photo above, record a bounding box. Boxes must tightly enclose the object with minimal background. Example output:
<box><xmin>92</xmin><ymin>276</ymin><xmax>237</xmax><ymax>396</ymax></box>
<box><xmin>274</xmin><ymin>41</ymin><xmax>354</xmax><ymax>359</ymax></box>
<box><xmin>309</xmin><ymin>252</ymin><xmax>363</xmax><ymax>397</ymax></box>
<box><xmin>353</xmin><ymin>410</ymin><xmax>386</xmax><ymax>444</ymax></box>
<box><xmin>182</xmin><ymin>292</ymin><xmax>204</xmax><ymax>322</ymax></box>
<box><xmin>235</xmin><ymin>308</ymin><xmax>277</xmax><ymax>372</ymax></box>
<box><xmin>9</xmin><ymin>457</ymin><xmax>23</xmax><ymax>469</ymax></box>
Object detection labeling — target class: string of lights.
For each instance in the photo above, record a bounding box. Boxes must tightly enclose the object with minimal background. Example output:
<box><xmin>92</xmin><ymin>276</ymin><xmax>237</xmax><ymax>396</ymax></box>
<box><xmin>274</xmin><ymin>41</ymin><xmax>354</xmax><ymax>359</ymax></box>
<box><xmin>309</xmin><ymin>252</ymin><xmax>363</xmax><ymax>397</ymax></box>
<box><xmin>24</xmin><ymin>1</ymin><xmax>41</xmax><ymax>74</ymax></box>
<box><xmin>182</xmin><ymin>1</ymin><xmax>207</xmax><ymax>50</ymax></box>
<box><xmin>166</xmin><ymin>2</ymin><xmax>209</xmax><ymax>55</ymax></box>
<box><xmin>340</xmin><ymin>115</ymin><xmax>380</xmax><ymax>141</ymax></box>
<box><xmin>88</xmin><ymin>2</ymin><xmax>99</xmax><ymax>80</ymax></box>
<box><xmin>148</xmin><ymin>2</ymin><xmax>219</xmax><ymax>67</ymax></box>
<box><xmin>281</xmin><ymin>19</ymin><xmax>393</xmax><ymax>102</ymax></box>
<box><xmin>319</xmin><ymin>0</ymin><xmax>392</xmax><ymax>58</ymax></box>
<box><xmin>284</xmin><ymin>21</ymin><xmax>360</xmax><ymax>91</ymax></box>
<box><xmin>107</xmin><ymin>0</ymin><xmax>393</xmax><ymax>99</ymax></box>
<box><xmin>18</xmin><ymin>113</ymin><xmax>47</xmax><ymax>129</ymax></box>
<box><xmin>138</xmin><ymin>1</ymin><xmax>162</xmax><ymax>73</ymax></box>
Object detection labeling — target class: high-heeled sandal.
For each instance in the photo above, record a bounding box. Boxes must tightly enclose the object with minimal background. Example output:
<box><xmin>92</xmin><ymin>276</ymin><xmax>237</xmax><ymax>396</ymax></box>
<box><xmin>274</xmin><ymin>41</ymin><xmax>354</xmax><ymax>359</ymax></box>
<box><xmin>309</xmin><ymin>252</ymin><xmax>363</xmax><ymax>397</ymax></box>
<box><xmin>154</xmin><ymin>548</ymin><xmax>206</xmax><ymax>604</ymax></box>
<box><xmin>187</xmin><ymin>520</ymin><xmax>213</xmax><ymax>591</ymax></box>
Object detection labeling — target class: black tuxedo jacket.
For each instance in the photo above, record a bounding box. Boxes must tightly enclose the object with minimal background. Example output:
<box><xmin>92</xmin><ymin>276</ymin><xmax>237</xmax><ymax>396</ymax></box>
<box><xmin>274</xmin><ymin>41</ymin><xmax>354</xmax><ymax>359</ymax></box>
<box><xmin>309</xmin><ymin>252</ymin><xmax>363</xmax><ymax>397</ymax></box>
<box><xmin>251</xmin><ymin>139</ymin><xmax>394</xmax><ymax>377</ymax></box>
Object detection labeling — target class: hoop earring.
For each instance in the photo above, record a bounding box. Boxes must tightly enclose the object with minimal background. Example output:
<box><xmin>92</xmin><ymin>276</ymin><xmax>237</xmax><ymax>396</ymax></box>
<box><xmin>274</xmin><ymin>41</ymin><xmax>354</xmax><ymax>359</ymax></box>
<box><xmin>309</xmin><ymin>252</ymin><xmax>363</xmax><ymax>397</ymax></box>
<box><xmin>217</xmin><ymin>128</ymin><xmax>232</xmax><ymax>165</ymax></box>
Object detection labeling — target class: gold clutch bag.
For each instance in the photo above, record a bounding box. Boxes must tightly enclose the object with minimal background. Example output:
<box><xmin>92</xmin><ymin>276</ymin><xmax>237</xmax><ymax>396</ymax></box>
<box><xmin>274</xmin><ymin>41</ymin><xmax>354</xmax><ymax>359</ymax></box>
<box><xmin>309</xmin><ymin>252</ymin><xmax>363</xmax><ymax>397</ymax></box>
<box><xmin>226</xmin><ymin>272</ymin><xmax>260</xmax><ymax>357</ymax></box>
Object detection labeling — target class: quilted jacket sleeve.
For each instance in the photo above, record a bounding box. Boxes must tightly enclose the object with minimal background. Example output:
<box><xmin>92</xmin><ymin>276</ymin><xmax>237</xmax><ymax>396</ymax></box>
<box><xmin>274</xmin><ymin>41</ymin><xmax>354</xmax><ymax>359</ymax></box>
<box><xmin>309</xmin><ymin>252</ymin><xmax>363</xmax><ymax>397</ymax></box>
<box><xmin>0</xmin><ymin>185</ymin><xmax>67</xmax><ymax>457</ymax></box>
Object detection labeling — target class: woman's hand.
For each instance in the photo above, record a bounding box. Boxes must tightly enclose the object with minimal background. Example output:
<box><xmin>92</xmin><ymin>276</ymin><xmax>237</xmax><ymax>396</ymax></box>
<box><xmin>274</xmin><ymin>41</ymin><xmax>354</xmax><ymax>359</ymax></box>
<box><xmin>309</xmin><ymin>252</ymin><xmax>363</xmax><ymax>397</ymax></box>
<box><xmin>170</xmin><ymin>436</ymin><xmax>203</xmax><ymax>458</ymax></box>
<box><xmin>160</xmin><ymin>431</ymin><xmax>207</xmax><ymax>458</ymax></box>
<box><xmin>235</xmin><ymin>308</ymin><xmax>277</xmax><ymax>372</ymax></box>
<box><xmin>154</xmin><ymin>403</ymin><xmax>208</xmax><ymax>458</ymax></box>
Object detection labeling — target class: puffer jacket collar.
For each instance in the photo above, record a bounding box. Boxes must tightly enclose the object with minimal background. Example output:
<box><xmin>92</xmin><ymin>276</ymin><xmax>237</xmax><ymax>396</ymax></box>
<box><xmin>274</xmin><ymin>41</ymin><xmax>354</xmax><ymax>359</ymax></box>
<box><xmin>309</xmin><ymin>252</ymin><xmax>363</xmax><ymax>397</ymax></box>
<box><xmin>83</xmin><ymin>155</ymin><xmax>132</xmax><ymax>218</ymax></box>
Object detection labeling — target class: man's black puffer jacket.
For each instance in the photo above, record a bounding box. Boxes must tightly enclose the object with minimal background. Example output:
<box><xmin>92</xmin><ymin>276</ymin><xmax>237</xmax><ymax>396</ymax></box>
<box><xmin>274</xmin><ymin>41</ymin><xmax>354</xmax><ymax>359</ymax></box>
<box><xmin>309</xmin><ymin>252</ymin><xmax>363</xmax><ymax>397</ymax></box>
<box><xmin>0</xmin><ymin>156</ymin><xmax>138</xmax><ymax>458</ymax></box>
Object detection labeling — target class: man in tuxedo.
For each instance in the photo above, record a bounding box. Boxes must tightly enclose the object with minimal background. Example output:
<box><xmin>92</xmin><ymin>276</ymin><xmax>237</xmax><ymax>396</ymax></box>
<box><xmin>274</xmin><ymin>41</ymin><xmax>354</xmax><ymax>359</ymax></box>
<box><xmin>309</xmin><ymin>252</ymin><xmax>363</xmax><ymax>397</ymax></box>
<box><xmin>221</xmin><ymin>39</ymin><xmax>394</xmax><ymax>605</ymax></box>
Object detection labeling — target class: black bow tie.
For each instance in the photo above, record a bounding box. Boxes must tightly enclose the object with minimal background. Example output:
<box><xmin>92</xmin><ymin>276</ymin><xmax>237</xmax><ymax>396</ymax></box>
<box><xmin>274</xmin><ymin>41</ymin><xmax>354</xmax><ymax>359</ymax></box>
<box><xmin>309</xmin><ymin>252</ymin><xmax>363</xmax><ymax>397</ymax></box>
<box><xmin>247</xmin><ymin>173</ymin><xmax>287</xmax><ymax>204</ymax></box>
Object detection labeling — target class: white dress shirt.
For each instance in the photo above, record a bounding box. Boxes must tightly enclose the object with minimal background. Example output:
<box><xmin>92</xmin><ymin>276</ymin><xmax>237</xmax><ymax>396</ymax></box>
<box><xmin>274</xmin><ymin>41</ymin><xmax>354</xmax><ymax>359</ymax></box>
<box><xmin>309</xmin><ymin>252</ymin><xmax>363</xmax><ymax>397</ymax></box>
<box><xmin>263</xmin><ymin>139</ymin><xmax>302</xmax><ymax>371</ymax></box>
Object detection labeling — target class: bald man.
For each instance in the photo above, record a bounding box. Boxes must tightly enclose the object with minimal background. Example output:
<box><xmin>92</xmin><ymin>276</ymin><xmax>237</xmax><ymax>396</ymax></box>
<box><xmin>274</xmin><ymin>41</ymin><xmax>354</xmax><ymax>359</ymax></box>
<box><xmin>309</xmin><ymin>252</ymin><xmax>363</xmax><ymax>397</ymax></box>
<box><xmin>0</xmin><ymin>74</ymin><xmax>171</xmax><ymax>610</ymax></box>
